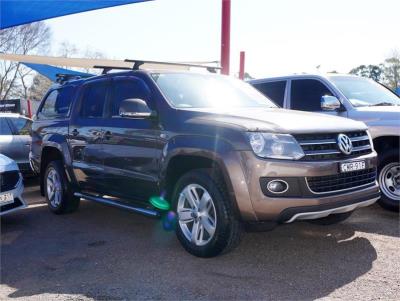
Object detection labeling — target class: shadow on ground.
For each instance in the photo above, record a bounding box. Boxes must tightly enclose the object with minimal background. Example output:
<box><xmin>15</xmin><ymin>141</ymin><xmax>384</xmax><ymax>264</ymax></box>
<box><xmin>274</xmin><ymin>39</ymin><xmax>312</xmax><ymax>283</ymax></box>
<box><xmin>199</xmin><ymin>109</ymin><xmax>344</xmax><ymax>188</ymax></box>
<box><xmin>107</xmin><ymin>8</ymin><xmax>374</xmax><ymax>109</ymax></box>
<box><xmin>2</xmin><ymin>196</ymin><xmax>397</xmax><ymax>300</ymax></box>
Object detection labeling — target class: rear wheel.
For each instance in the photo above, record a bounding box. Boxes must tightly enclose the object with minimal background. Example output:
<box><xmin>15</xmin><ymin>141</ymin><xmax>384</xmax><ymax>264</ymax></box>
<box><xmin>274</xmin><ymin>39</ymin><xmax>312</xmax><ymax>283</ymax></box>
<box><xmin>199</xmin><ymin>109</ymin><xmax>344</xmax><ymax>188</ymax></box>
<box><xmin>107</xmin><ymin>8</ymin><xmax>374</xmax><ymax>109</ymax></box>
<box><xmin>308</xmin><ymin>211</ymin><xmax>352</xmax><ymax>225</ymax></box>
<box><xmin>172</xmin><ymin>169</ymin><xmax>242</xmax><ymax>257</ymax></box>
<box><xmin>377</xmin><ymin>150</ymin><xmax>399</xmax><ymax>212</ymax></box>
<box><xmin>45</xmin><ymin>160</ymin><xmax>79</xmax><ymax>214</ymax></box>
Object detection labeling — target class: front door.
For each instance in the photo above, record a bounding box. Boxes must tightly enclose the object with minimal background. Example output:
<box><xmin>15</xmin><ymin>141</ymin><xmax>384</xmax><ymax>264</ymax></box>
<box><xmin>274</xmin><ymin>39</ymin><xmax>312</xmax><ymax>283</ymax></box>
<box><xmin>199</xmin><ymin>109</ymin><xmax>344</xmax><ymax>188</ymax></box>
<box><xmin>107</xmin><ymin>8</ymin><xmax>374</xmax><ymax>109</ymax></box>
<box><xmin>69</xmin><ymin>79</ymin><xmax>110</xmax><ymax>195</ymax></box>
<box><xmin>289</xmin><ymin>79</ymin><xmax>348</xmax><ymax>117</ymax></box>
<box><xmin>102</xmin><ymin>76</ymin><xmax>160</xmax><ymax>203</ymax></box>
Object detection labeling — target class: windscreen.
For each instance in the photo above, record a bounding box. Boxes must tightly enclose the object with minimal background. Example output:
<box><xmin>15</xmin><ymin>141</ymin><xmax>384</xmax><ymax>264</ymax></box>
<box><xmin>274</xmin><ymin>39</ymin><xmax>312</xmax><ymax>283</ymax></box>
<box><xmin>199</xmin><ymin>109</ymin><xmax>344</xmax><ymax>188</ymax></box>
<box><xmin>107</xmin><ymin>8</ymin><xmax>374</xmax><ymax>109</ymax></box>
<box><xmin>151</xmin><ymin>73</ymin><xmax>277</xmax><ymax>109</ymax></box>
<box><xmin>329</xmin><ymin>76</ymin><xmax>400</xmax><ymax>107</ymax></box>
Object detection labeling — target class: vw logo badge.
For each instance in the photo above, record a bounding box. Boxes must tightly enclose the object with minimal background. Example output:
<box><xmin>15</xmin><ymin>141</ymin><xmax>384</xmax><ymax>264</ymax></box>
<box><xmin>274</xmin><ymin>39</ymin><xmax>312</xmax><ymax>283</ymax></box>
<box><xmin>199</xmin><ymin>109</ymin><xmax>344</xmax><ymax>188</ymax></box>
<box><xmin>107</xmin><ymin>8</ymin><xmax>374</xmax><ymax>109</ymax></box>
<box><xmin>337</xmin><ymin>134</ymin><xmax>353</xmax><ymax>155</ymax></box>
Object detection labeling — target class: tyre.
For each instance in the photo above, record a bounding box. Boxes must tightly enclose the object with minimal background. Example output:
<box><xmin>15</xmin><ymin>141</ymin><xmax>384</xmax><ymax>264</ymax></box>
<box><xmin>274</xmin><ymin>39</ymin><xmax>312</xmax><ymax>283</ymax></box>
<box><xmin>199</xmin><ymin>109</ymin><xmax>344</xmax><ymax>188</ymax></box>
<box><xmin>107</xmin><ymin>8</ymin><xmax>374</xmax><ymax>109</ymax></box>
<box><xmin>172</xmin><ymin>169</ymin><xmax>242</xmax><ymax>257</ymax></box>
<box><xmin>377</xmin><ymin>150</ymin><xmax>400</xmax><ymax>212</ymax></box>
<box><xmin>44</xmin><ymin>160</ymin><xmax>80</xmax><ymax>214</ymax></box>
<box><xmin>308</xmin><ymin>211</ymin><xmax>352</xmax><ymax>225</ymax></box>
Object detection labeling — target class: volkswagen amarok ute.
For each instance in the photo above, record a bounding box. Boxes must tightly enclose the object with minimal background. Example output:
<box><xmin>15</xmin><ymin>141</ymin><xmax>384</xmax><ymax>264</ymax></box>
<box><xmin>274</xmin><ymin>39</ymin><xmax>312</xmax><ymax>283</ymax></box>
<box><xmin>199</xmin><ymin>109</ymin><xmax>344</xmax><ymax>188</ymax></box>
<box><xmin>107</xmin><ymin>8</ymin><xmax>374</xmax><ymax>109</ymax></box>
<box><xmin>30</xmin><ymin>71</ymin><xmax>380</xmax><ymax>257</ymax></box>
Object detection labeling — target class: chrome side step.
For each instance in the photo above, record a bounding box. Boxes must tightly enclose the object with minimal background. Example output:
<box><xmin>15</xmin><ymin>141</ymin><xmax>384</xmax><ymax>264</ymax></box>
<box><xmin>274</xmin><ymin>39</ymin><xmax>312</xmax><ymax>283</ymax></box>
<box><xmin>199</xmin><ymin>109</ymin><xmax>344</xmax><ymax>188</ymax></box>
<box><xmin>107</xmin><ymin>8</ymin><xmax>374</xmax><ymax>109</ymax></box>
<box><xmin>74</xmin><ymin>192</ymin><xmax>160</xmax><ymax>218</ymax></box>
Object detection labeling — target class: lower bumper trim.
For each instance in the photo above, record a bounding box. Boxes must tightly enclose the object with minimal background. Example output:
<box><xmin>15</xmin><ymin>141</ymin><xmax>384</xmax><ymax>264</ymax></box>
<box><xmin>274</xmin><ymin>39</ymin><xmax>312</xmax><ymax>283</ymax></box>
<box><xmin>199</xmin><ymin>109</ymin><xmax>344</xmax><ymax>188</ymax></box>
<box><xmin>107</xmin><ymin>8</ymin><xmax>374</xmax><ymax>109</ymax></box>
<box><xmin>285</xmin><ymin>196</ymin><xmax>379</xmax><ymax>223</ymax></box>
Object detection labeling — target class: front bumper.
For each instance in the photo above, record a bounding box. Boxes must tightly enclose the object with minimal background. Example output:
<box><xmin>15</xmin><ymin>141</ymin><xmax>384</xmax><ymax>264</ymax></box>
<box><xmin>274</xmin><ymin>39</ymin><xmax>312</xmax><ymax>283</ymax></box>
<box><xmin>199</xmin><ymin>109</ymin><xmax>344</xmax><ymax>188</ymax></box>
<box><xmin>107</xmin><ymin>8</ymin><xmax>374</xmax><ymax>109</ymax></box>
<box><xmin>0</xmin><ymin>174</ymin><xmax>27</xmax><ymax>216</ymax></box>
<box><xmin>225</xmin><ymin>150</ymin><xmax>379</xmax><ymax>222</ymax></box>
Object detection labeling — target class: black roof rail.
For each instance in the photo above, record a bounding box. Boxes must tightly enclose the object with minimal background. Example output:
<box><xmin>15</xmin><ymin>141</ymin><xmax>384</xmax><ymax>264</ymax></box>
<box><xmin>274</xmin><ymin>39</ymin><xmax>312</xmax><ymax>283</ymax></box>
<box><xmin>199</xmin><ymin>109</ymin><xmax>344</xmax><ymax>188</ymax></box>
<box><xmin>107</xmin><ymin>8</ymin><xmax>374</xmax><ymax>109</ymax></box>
<box><xmin>93</xmin><ymin>65</ymin><xmax>133</xmax><ymax>74</ymax></box>
<box><xmin>124</xmin><ymin>59</ymin><xmax>221</xmax><ymax>73</ymax></box>
<box><xmin>91</xmin><ymin>60</ymin><xmax>221</xmax><ymax>75</ymax></box>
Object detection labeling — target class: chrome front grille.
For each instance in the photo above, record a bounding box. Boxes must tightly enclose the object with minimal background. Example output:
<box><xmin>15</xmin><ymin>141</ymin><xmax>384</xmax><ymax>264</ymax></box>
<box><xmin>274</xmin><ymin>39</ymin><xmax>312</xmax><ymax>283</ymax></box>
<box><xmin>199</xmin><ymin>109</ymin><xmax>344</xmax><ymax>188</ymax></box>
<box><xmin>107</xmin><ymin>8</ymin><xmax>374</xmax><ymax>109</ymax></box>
<box><xmin>294</xmin><ymin>131</ymin><xmax>372</xmax><ymax>161</ymax></box>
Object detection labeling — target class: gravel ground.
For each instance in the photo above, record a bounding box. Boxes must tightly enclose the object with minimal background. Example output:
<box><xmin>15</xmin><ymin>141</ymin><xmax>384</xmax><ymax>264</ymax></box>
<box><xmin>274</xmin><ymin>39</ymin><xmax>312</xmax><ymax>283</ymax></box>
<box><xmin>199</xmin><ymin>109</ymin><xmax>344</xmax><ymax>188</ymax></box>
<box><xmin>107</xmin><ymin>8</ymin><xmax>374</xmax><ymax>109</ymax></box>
<box><xmin>1</xmin><ymin>178</ymin><xmax>399</xmax><ymax>300</ymax></box>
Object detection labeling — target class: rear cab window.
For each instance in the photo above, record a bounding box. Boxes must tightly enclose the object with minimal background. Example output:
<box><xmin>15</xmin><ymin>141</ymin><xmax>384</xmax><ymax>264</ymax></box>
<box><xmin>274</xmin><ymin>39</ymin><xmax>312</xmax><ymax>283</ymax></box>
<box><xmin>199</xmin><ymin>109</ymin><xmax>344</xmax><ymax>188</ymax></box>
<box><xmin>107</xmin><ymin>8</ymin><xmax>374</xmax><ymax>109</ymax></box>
<box><xmin>252</xmin><ymin>81</ymin><xmax>287</xmax><ymax>107</ymax></box>
<box><xmin>38</xmin><ymin>86</ymin><xmax>75</xmax><ymax>119</ymax></box>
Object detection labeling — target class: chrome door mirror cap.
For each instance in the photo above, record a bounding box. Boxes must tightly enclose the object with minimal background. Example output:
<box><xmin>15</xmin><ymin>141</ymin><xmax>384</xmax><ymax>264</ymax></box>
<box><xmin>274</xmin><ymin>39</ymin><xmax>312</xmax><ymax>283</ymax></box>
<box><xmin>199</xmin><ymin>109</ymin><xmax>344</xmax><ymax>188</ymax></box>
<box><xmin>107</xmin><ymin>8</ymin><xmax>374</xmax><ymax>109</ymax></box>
<box><xmin>321</xmin><ymin>95</ymin><xmax>341</xmax><ymax>111</ymax></box>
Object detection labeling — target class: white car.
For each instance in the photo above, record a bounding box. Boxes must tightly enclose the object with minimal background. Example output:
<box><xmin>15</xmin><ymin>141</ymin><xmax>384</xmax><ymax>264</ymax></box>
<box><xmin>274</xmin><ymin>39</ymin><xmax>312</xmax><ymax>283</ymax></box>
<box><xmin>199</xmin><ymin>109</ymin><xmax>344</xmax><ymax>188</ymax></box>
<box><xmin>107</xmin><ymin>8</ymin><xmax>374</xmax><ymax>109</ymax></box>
<box><xmin>0</xmin><ymin>154</ymin><xmax>26</xmax><ymax>215</ymax></box>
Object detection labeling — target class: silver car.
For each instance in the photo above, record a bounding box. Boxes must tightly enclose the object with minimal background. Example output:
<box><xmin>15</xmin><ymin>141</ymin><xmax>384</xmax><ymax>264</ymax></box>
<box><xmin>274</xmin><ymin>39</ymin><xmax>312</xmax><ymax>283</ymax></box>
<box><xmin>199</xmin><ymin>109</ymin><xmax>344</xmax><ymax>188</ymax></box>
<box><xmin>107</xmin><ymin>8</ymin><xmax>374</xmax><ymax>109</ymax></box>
<box><xmin>250</xmin><ymin>74</ymin><xmax>400</xmax><ymax>211</ymax></box>
<box><xmin>0</xmin><ymin>154</ymin><xmax>26</xmax><ymax>216</ymax></box>
<box><xmin>0</xmin><ymin>113</ymin><xmax>33</xmax><ymax>175</ymax></box>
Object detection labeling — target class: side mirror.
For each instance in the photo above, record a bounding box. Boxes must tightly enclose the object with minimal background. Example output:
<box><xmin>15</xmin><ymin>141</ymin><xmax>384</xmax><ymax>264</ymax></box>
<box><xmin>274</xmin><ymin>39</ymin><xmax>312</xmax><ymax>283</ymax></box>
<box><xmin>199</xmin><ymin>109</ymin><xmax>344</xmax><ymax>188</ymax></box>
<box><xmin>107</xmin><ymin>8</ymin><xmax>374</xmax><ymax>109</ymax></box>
<box><xmin>119</xmin><ymin>98</ymin><xmax>156</xmax><ymax>119</ymax></box>
<box><xmin>321</xmin><ymin>95</ymin><xmax>341</xmax><ymax>111</ymax></box>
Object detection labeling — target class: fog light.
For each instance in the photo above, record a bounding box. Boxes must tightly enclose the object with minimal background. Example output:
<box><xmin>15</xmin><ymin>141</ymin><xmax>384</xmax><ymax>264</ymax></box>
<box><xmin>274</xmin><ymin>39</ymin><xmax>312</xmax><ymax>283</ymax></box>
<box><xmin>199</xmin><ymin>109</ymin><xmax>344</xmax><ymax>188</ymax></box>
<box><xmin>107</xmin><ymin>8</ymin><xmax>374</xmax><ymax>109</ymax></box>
<box><xmin>267</xmin><ymin>180</ymin><xmax>289</xmax><ymax>194</ymax></box>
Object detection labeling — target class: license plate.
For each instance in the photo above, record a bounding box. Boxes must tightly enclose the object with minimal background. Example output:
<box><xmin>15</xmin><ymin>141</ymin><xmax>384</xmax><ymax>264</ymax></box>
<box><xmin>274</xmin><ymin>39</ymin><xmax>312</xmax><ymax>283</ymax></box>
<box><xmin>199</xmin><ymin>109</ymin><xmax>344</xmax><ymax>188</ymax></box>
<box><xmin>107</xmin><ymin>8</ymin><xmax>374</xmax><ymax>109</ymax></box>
<box><xmin>340</xmin><ymin>161</ymin><xmax>366</xmax><ymax>173</ymax></box>
<box><xmin>0</xmin><ymin>192</ymin><xmax>14</xmax><ymax>204</ymax></box>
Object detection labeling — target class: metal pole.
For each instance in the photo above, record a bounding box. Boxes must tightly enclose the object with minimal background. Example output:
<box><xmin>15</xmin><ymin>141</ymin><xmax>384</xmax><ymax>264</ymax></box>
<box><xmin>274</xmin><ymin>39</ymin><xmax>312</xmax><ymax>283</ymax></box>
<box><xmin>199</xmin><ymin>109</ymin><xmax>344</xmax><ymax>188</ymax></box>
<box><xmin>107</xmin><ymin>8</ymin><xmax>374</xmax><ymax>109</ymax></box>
<box><xmin>27</xmin><ymin>99</ymin><xmax>32</xmax><ymax>118</ymax></box>
<box><xmin>239</xmin><ymin>51</ymin><xmax>245</xmax><ymax>80</ymax></box>
<box><xmin>221</xmin><ymin>0</ymin><xmax>231</xmax><ymax>75</ymax></box>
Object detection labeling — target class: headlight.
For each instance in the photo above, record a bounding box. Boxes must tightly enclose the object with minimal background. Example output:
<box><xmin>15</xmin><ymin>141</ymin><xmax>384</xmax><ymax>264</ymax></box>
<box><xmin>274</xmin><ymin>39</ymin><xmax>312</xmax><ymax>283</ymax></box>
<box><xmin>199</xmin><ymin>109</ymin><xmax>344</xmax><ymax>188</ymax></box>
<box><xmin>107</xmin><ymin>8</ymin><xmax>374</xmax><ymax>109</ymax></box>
<box><xmin>247</xmin><ymin>132</ymin><xmax>305</xmax><ymax>160</ymax></box>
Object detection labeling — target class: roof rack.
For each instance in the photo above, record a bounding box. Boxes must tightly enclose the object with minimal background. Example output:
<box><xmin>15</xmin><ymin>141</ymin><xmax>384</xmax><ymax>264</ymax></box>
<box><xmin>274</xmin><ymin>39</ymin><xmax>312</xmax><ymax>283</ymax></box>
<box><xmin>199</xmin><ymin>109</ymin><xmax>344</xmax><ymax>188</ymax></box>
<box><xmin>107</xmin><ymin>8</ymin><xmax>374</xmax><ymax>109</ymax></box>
<box><xmin>124</xmin><ymin>59</ymin><xmax>221</xmax><ymax>73</ymax></box>
<box><xmin>93</xmin><ymin>65</ymin><xmax>133</xmax><ymax>74</ymax></box>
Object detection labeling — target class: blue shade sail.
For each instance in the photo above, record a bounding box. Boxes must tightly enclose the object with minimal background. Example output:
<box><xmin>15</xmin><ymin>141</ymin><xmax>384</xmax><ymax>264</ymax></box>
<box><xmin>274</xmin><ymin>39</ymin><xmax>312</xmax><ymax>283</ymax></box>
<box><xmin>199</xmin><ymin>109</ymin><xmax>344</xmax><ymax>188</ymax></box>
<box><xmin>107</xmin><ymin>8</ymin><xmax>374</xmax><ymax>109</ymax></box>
<box><xmin>0</xmin><ymin>0</ymin><xmax>152</xmax><ymax>29</ymax></box>
<box><xmin>22</xmin><ymin>62</ymin><xmax>93</xmax><ymax>82</ymax></box>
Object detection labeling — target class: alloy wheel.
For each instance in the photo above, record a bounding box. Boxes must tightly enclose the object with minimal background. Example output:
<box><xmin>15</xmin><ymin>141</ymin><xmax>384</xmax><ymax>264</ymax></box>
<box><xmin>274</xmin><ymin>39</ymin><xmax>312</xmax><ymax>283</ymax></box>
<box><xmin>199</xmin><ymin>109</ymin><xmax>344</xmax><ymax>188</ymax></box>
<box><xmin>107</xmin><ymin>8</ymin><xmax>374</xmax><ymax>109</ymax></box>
<box><xmin>46</xmin><ymin>167</ymin><xmax>62</xmax><ymax>207</ymax></box>
<box><xmin>177</xmin><ymin>184</ymin><xmax>217</xmax><ymax>246</ymax></box>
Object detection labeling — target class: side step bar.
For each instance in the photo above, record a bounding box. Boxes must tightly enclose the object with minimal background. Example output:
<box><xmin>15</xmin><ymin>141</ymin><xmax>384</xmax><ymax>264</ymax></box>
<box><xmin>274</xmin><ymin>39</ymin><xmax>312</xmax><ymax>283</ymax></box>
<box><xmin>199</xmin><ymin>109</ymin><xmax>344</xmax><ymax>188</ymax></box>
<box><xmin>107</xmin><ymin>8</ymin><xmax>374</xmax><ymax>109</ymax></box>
<box><xmin>74</xmin><ymin>192</ymin><xmax>160</xmax><ymax>218</ymax></box>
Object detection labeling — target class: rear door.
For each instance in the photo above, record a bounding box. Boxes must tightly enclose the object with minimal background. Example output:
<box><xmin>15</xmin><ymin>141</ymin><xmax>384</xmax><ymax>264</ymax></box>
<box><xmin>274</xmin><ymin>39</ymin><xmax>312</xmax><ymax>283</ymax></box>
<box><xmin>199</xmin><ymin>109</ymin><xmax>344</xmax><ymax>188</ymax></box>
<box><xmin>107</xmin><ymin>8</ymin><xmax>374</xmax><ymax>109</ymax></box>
<box><xmin>69</xmin><ymin>79</ymin><xmax>110</xmax><ymax>194</ymax></box>
<box><xmin>101</xmin><ymin>76</ymin><xmax>159</xmax><ymax>203</ymax></box>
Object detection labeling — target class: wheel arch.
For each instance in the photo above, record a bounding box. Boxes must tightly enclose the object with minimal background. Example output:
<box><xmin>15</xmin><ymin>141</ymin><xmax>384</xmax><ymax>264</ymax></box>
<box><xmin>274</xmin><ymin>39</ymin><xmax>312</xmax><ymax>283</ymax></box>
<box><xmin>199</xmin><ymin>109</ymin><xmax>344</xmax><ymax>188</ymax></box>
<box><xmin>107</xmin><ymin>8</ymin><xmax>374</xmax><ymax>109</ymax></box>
<box><xmin>161</xmin><ymin>149</ymin><xmax>240</xmax><ymax>217</ymax></box>
<box><xmin>39</xmin><ymin>135</ymin><xmax>74</xmax><ymax>196</ymax></box>
<box><xmin>373</xmin><ymin>135</ymin><xmax>399</xmax><ymax>159</ymax></box>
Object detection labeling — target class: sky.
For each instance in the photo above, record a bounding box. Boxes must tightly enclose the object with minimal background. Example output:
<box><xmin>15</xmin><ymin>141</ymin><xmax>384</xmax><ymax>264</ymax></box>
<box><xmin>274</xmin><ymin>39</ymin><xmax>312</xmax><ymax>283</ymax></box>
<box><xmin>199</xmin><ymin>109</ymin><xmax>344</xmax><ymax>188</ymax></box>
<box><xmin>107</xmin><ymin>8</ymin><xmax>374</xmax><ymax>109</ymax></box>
<box><xmin>45</xmin><ymin>0</ymin><xmax>400</xmax><ymax>78</ymax></box>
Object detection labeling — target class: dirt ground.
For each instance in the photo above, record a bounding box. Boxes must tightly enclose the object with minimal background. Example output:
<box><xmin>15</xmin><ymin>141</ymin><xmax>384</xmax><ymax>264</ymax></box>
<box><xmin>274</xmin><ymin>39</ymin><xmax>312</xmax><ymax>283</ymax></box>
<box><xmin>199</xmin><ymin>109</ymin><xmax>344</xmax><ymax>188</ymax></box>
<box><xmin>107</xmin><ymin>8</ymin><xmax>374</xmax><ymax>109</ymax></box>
<box><xmin>1</xmin><ymin>178</ymin><xmax>399</xmax><ymax>300</ymax></box>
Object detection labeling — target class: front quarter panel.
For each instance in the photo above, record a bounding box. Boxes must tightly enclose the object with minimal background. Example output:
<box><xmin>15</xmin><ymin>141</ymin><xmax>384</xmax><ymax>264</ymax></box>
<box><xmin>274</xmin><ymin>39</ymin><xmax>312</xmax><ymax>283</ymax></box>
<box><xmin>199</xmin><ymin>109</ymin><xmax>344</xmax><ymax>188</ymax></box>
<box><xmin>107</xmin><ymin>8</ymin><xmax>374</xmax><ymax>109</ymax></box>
<box><xmin>160</xmin><ymin>134</ymin><xmax>258</xmax><ymax>221</ymax></box>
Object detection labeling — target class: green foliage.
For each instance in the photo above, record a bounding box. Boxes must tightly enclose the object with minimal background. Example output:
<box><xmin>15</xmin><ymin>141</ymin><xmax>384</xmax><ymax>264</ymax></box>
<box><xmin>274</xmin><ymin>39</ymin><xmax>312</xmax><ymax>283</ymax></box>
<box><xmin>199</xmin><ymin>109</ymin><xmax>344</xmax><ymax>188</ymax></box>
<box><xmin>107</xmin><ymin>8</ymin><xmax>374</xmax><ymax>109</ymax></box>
<box><xmin>349</xmin><ymin>64</ymin><xmax>383</xmax><ymax>82</ymax></box>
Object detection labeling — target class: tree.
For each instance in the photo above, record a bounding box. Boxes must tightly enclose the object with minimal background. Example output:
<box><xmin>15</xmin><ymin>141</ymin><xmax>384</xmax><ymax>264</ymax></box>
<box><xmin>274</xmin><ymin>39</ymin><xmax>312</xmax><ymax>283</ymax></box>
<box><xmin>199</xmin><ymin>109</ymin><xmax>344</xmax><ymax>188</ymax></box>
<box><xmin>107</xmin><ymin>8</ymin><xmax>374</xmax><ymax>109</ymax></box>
<box><xmin>28</xmin><ymin>73</ymin><xmax>52</xmax><ymax>101</ymax></box>
<box><xmin>382</xmin><ymin>51</ymin><xmax>400</xmax><ymax>90</ymax></box>
<box><xmin>349</xmin><ymin>64</ymin><xmax>383</xmax><ymax>82</ymax></box>
<box><xmin>57</xmin><ymin>42</ymin><xmax>105</xmax><ymax>74</ymax></box>
<box><xmin>0</xmin><ymin>22</ymin><xmax>51</xmax><ymax>100</ymax></box>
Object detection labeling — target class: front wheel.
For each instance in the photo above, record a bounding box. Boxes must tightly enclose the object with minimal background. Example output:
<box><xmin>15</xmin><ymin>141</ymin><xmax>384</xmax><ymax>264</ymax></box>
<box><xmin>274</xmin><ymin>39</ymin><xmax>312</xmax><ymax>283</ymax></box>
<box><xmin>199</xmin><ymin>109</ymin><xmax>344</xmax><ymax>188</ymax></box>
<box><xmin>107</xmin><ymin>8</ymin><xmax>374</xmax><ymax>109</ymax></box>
<box><xmin>378</xmin><ymin>150</ymin><xmax>400</xmax><ymax>212</ymax></box>
<box><xmin>172</xmin><ymin>169</ymin><xmax>242</xmax><ymax>257</ymax></box>
<box><xmin>44</xmin><ymin>160</ymin><xmax>80</xmax><ymax>214</ymax></box>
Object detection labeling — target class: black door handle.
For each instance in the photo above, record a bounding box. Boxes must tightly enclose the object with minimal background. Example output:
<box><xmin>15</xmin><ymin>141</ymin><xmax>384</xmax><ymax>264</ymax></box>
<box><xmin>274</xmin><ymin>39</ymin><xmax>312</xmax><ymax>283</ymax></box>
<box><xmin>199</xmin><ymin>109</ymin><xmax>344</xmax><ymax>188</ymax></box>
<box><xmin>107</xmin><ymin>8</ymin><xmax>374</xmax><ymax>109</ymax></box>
<box><xmin>71</xmin><ymin>129</ymin><xmax>79</xmax><ymax>136</ymax></box>
<box><xmin>103</xmin><ymin>131</ymin><xmax>112</xmax><ymax>140</ymax></box>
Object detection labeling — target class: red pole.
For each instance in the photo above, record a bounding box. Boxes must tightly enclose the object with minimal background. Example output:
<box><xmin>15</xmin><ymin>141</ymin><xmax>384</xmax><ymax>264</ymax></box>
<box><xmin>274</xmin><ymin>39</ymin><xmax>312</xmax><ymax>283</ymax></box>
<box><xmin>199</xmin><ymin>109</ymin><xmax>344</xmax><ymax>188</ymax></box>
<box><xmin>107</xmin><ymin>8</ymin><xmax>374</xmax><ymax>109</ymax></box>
<box><xmin>27</xmin><ymin>99</ymin><xmax>32</xmax><ymax>118</ymax></box>
<box><xmin>239</xmin><ymin>51</ymin><xmax>245</xmax><ymax>80</ymax></box>
<box><xmin>221</xmin><ymin>0</ymin><xmax>231</xmax><ymax>75</ymax></box>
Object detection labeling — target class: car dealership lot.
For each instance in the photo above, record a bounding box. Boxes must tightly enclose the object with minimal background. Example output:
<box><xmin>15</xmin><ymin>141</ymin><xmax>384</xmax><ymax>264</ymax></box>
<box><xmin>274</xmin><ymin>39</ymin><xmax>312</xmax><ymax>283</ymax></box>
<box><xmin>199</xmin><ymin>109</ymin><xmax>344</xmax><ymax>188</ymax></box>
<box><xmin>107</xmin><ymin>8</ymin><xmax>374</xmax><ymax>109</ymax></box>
<box><xmin>1</xmin><ymin>179</ymin><xmax>399</xmax><ymax>301</ymax></box>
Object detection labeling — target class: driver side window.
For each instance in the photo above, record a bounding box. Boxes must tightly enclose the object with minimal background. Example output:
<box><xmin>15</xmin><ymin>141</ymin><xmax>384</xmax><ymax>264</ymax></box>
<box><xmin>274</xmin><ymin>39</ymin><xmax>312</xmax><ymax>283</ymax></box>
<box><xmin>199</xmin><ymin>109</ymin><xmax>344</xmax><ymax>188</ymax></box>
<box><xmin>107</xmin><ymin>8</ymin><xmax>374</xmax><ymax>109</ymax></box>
<box><xmin>291</xmin><ymin>79</ymin><xmax>333</xmax><ymax>111</ymax></box>
<box><xmin>111</xmin><ymin>78</ymin><xmax>151</xmax><ymax>117</ymax></box>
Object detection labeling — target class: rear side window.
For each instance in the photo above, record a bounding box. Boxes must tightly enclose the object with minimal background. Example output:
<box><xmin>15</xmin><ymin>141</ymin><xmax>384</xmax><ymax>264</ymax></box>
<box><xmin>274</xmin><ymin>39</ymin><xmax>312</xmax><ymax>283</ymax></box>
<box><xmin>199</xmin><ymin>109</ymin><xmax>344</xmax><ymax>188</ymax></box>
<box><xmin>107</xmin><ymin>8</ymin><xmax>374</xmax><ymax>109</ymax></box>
<box><xmin>9</xmin><ymin>117</ymin><xmax>32</xmax><ymax>135</ymax></box>
<box><xmin>291</xmin><ymin>79</ymin><xmax>333</xmax><ymax>111</ymax></box>
<box><xmin>0</xmin><ymin>118</ymin><xmax>13</xmax><ymax>135</ymax></box>
<box><xmin>111</xmin><ymin>79</ymin><xmax>151</xmax><ymax>116</ymax></box>
<box><xmin>253</xmin><ymin>81</ymin><xmax>286</xmax><ymax>107</ymax></box>
<box><xmin>80</xmin><ymin>81</ymin><xmax>109</xmax><ymax>118</ymax></box>
<box><xmin>39</xmin><ymin>87</ymin><xmax>75</xmax><ymax>119</ymax></box>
